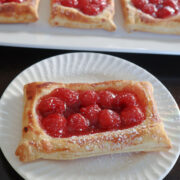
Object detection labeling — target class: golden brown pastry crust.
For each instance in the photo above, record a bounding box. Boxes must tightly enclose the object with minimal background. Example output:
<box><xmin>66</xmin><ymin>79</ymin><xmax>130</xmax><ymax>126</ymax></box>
<box><xmin>0</xmin><ymin>0</ymin><xmax>40</xmax><ymax>23</ymax></box>
<box><xmin>15</xmin><ymin>80</ymin><xmax>171</xmax><ymax>162</ymax></box>
<box><xmin>49</xmin><ymin>0</ymin><xmax>116</xmax><ymax>31</ymax></box>
<box><xmin>120</xmin><ymin>0</ymin><xmax>180</xmax><ymax>34</ymax></box>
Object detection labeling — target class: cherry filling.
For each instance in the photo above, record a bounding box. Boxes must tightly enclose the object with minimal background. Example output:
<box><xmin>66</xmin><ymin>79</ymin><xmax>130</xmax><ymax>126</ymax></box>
<box><xmin>52</xmin><ymin>0</ymin><xmax>110</xmax><ymax>16</ymax></box>
<box><xmin>0</xmin><ymin>0</ymin><xmax>24</xmax><ymax>3</ymax></box>
<box><xmin>37</xmin><ymin>88</ymin><xmax>146</xmax><ymax>138</ymax></box>
<box><xmin>132</xmin><ymin>0</ymin><xmax>180</xmax><ymax>18</ymax></box>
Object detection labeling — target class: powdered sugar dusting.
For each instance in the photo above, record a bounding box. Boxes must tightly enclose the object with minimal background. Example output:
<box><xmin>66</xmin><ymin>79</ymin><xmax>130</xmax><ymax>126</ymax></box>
<box><xmin>68</xmin><ymin>126</ymin><xmax>145</xmax><ymax>153</ymax></box>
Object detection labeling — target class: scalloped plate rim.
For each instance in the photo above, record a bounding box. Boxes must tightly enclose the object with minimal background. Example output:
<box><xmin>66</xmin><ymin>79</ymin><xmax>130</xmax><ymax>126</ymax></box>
<box><xmin>0</xmin><ymin>52</ymin><xmax>180</xmax><ymax>180</ymax></box>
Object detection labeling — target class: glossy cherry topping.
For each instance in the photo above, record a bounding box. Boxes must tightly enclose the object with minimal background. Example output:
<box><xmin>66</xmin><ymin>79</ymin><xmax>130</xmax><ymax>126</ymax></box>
<box><xmin>51</xmin><ymin>88</ymin><xmax>79</xmax><ymax>106</ymax></box>
<box><xmin>41</xmin><ymin>113</ymin><xmax>67</xmax><ymax>137</ymax></box>
<box><xmin>53</xmin><ymin>0</ymin><xmax>110</xmax><ymax>16</ymax></box>
<box><xmin>37</xmin><ymin>88</ymin><xmax>146</xmax><ymax>138</ymax></box>
<box><xmin>0</xmin><ymin>0</ymin><xmax>24</xmax><ymax>3</ymax></box>
<box><xmin>99</xmin><ymin>109</ymin><xmax>121</xmax><ymax>129</ymax></box>
<box><xmin>113</xmin><ymin>92</ymin><xmax>137</xmax><ymax>109</ymax></box>
<box><xmin>98</xmin><ymin>90</ymin><xmax>115</xmax><ymax>108</ymax></box>
<box><xmin>68</xmin><ymin>113</ymin><xmax>90</xmax><ymax>132</ymax></box>
<box><xmin>80</xmin><ymin>104</ymin><xmax>101</xmax><ymax>125</ymax></box>
<box><xmin>38</xmin><ymin>97</ymin><xmax>66</xmax><ymax>117</ymax></box>
<box><xmin>120</xmin><ymin>106</ymin><xmax>145</xmax><ymax>128</ymax></box>
<box><xmin>132</xmin><ymin>0</ymin><xmax>180</xmax><ymax>18</ymax></box>
<box><xmin>79</xmin><ymin>90</ymin><xmax>99</xmax><ymax>107</ymax></box>
<box><xmin>56</xmin><ymin>0</ymin><xmax>79</xmax><ymax>8</ymax></box>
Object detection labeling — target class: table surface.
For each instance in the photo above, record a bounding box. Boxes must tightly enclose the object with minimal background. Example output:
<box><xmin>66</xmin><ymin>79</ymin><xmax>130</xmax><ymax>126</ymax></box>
<box><xmin>0</xmin><ymin>46</ymin><xmax>179</xmax><ymax>180</ymax></box>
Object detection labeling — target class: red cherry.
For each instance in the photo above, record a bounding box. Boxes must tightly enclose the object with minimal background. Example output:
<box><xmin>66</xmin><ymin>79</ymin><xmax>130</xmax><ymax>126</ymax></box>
<box><xmin>59</xmin><ymin>0</ymin><xmax>78</xmax><ymax>7</ymax></box>
<box><xmin>38</xmin><ymin>97</ymin><xmax>66</xmax><ymax>117</ymax></box>
<box><xmin>113</xmin><ymin>92</ymin><xmax>137</xmax><ymax>109</ymax></box>
<box><xmin>99</xmin><ymin>109</ymin><xmax>121</xmax><ymax>130</ymax></box>
<box><xmin>0</xmin><ymin>0</ymin><xmax>23</xmax><ymax>3</ymax></box>
<box><xmin>149</xmin><ymin>0</ymin><xmax>163</xmax><ymax>5</ymax></box>
<box><xmin>120</xmin><ymin>106</ymin><xmax>145</xmax><ymax>127</ymax></box>
<box><xmin>98</xmin><ymin>90</ymin><xmax>116</xmax><ymax>108</ymax></box>
<box><xmin>80</xmin><ymin>104</ymin><xmax>101</xmax><ymax>125</ymax></box>
<box><xmin>163</xmin><ymin>0</ymin><xmax>179</xmax><ymax>13</ymax></box>
<box><xmin>142</xmin><ymin>4</ymin><xmax>157</xmax><ymax>16</ymax></box>
<box><xmin>79</xmin><ymin>90</ymin><xmax>99</xmax><ymax>107</ymax></box>
<box><xmin>78</xmin><ymin>0</ymin><xmax>108</xmax><ymax>16</ymax></box>
<box><xmin>157</xmin><ymin>6</ymin><xmax>175</xmax><ymax>18</ymax></box>
<box><xmin>131</xmin><ymin>0</ymin><xmax>147</xmax><ymax>9</ymax></box>
<box><xmin>80</xmin><ymin>4</ymin><xmax>100</xmax><ymax>15</ymax></box>
<box><xmin>92</xmin><ymin>0</ymin><xmax>107</xmax><ymax>5</ymax></box>
<box><xmin>52</xmin><ymin>0</ymin><xmax>108</xmax><ymax>16</ymax></box>
<box><xmin>78</xmin><ymin>0</ymin><xmax>89</xmax><ymax>7</ymax></box>
<box><xmin>51</xmin><ymin>88</ymin><xmax>79</xmax><ymax>106</ymax></box>
<box><xmin>41</xmin><ymin>113</ymin><xmax>67</xmax><ymax>137</ymax></box>
<box><xmin>68</xmin><ymin>113</ymin><xmax>90</xmax><ymax>132</ymax></box>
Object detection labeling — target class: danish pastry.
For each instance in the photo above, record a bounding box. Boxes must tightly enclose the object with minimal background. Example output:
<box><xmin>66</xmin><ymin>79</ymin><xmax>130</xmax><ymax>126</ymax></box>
<box><xmin>0</xmin><ymin>0</ymin><xmax>40</xmax><ymax>23</ymax></box>
<box><xmin>15</xmin><ymin>80</ymin><xmax>171</xmax><ymax>162</ymax></box>
<box><xmin>49</xmin><ymin>0</ymin><xmax>116</xmax><ymax>31</ymax></box>
<box><xmin>120</xmin><ymin>0</ymin><xmax>180</xmax><ymax>34</ymax></box>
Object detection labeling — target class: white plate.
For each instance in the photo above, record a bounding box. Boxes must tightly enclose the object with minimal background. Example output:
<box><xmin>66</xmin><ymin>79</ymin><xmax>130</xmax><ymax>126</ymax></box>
<box><xmin>0</xmin><ymin>53</ymin><xmax>180</xmax><ymax>180</ymax></box>
<box><xmin>1</xmin><ymin>0</ymin><xmax>180</xmax><ymax>54</ymax></box>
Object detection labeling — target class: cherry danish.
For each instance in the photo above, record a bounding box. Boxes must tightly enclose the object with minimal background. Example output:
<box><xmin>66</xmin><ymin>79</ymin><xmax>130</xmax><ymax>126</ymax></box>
<box><xmin>15</xmin><ymin>81</ymin><xmax>172</xmax><ymax>162</ymax></box>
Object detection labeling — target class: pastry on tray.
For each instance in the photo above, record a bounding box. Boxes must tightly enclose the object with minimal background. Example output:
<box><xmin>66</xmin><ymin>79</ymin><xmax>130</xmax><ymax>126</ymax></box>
<box><xmin>49</xmin><ymin>0</ymin><xmax>116</xmax><ymax>31</ymax></box>
<box><xmin>120</xmin><ymin>0</ymin><xmax>180</xmax><ymax>34</ymax></box>
<box><xmin>15</xmin><ymin>80</ymin><xmax>171</xmax><ymax>162</ymax></box>
<box><xmin>0</xmin><ymin>0</ymin><xmax>40</xmax><ymax>23</ymax></box>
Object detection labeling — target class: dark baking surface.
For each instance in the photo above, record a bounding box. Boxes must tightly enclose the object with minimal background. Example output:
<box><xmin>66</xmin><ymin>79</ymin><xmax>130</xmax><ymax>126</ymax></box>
<box><xmin>0</xmin><ymin>46</ymin><xmax>179</xmax><ymax>180</ymax></box>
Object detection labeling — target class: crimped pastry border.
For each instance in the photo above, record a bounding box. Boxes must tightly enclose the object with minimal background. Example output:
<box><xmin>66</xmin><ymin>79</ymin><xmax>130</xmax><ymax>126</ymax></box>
<box><xmin>49</xmin><ymin>0</ymin><xmax>116</xmax><ymax>31</ymax></box>
<box><xmin>15</xmin><ymin>80</ymin><xmax>171</xmax><ymax>162</ymax></box>
<box><xmin>120</xmin><ymin>0</ymin><xmax>180</xmax><ymax>34</ymax></box>
<box><xmin>0</xmin><ymin>0</ymin><xmax>40</xmax><ymax>23</ymax></box>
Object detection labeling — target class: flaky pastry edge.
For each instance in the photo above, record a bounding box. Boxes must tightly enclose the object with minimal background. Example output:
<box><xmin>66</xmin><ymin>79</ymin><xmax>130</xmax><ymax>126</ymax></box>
<box><xmin>0</xmin><ymin>0</ymin><xmax>40</xmax><ymax>23</ymax></box>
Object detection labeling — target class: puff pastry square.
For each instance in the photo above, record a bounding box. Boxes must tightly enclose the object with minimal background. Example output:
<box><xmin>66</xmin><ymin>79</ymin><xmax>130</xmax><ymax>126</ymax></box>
<box><xmin>15</xmin><ymin>80</ymin><xmax>171</xmax><ymax>162</ymax></box>
<box><xmin>49</xmin><ymin>0</ymin><xmax>116</xmax><ymax>31</ymax></box>
<box><xmin>0</xmin><ymin>0</ymin><xmax>40</xmax><ymax>23</ymax></box>
<box><xmin>120</xmin><ymin>0</ymin><xmax>180</xmax><ymax>35</ymax></box>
